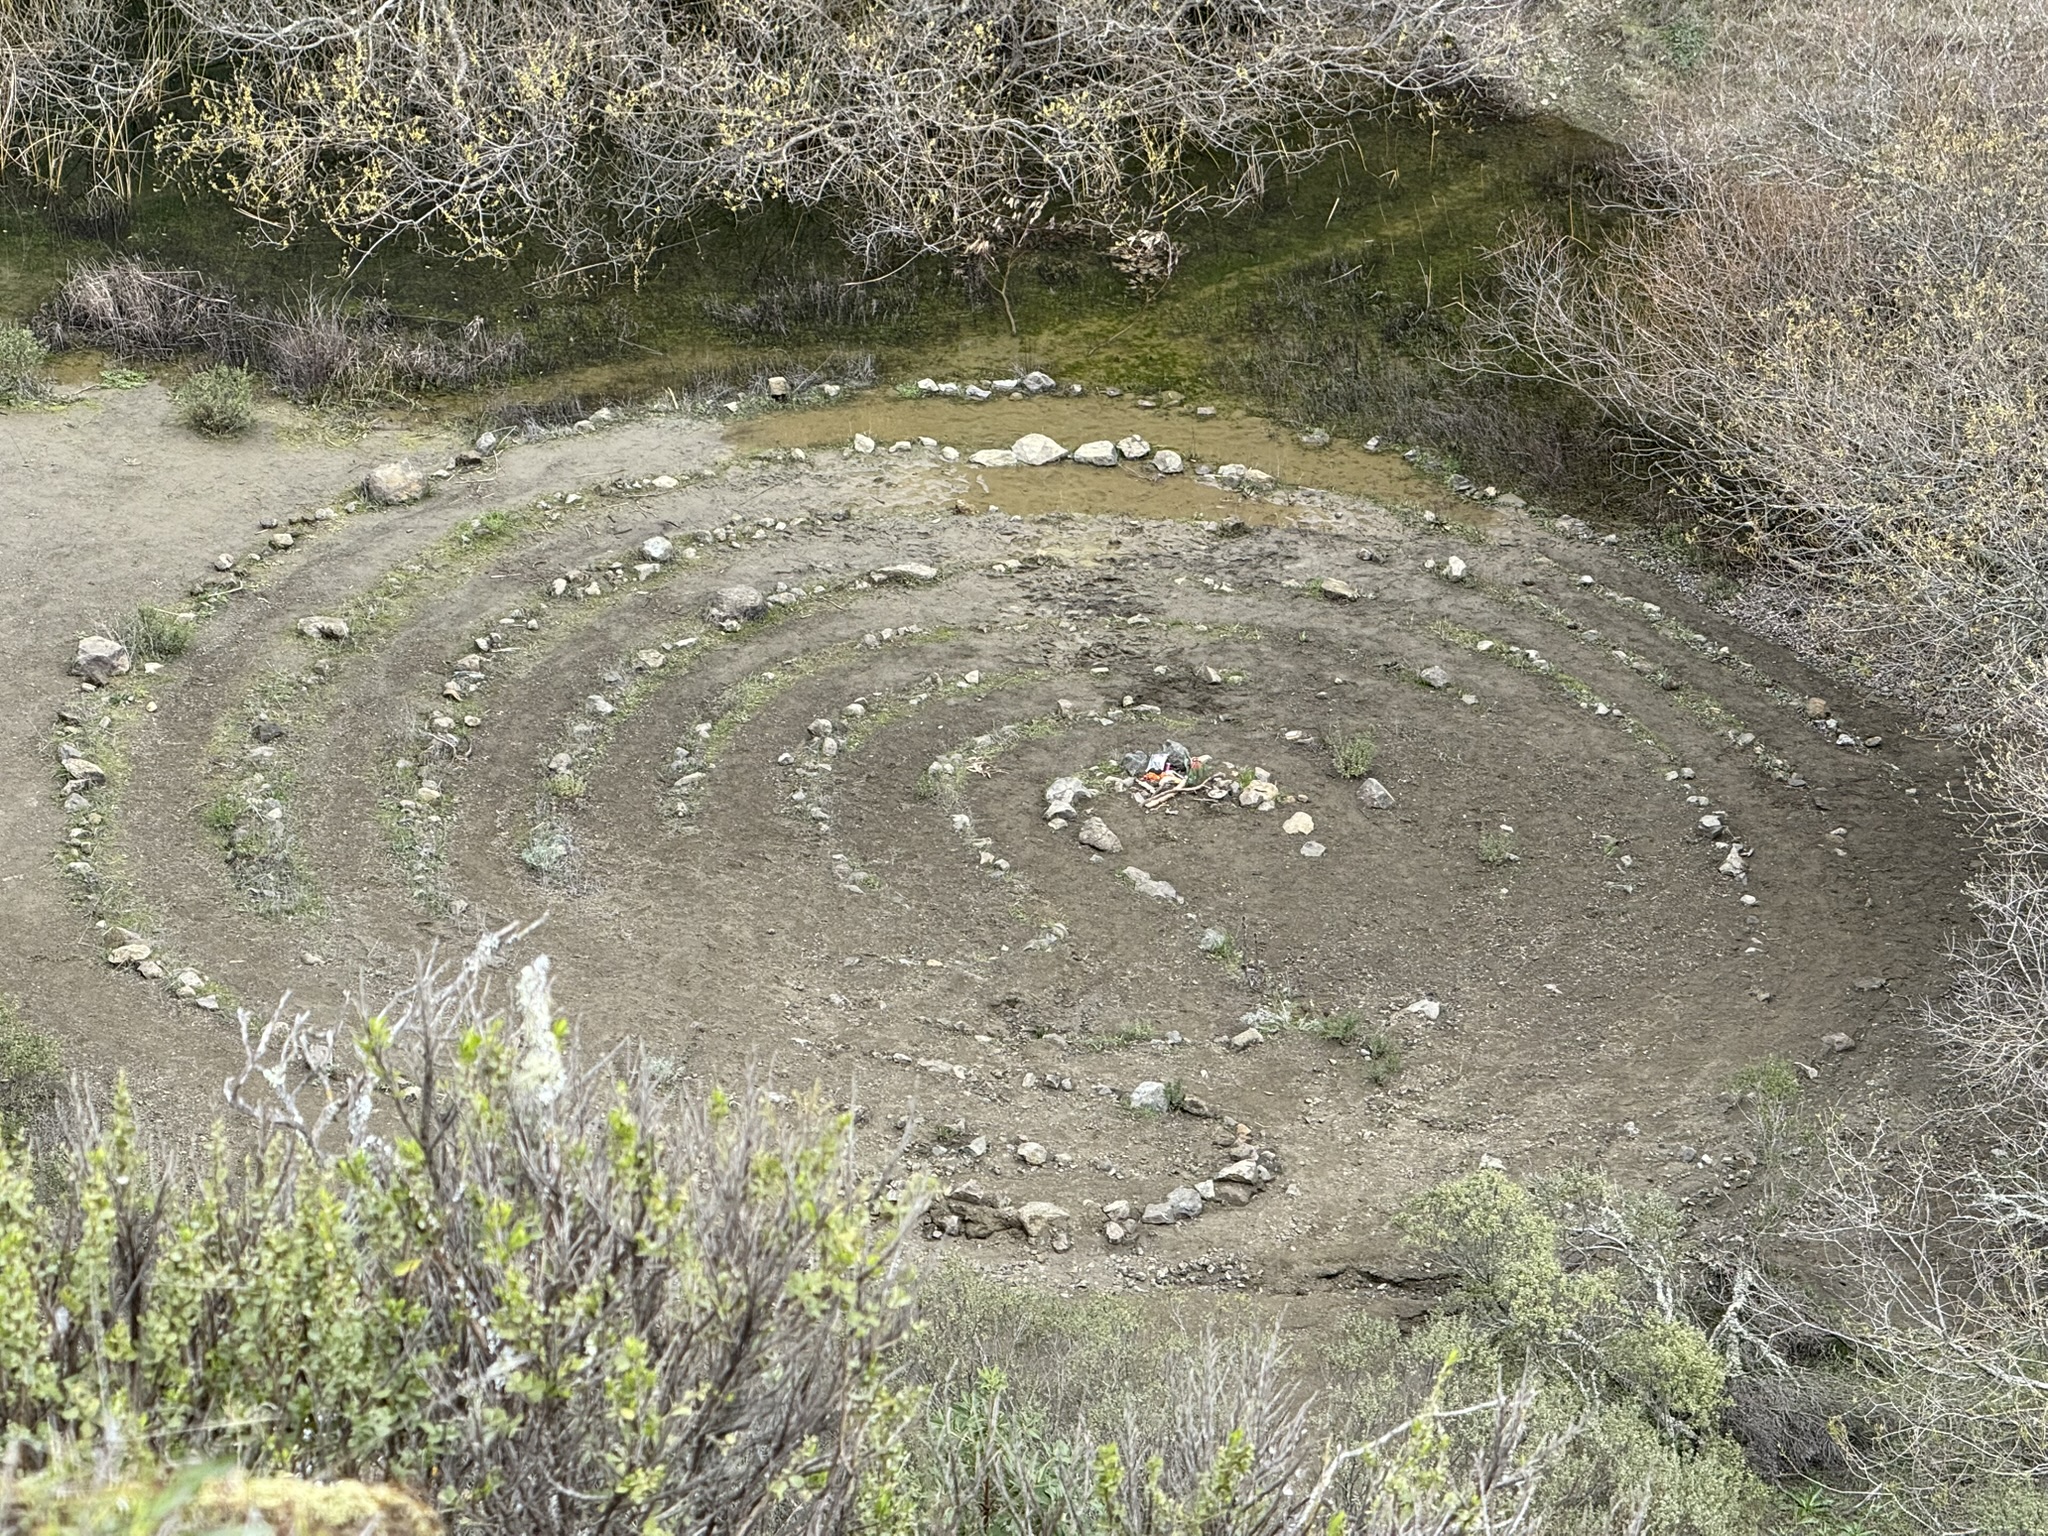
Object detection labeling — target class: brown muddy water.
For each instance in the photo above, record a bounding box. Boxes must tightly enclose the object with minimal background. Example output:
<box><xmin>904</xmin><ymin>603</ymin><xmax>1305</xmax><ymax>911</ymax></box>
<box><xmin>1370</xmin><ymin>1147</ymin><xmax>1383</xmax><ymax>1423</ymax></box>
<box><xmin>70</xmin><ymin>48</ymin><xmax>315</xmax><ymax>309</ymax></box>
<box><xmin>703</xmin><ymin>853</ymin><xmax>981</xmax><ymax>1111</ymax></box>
<box><xmin>730</xmin><ymin>395</ymin><xmax>1484</xmax><ymax>524</ymax></box>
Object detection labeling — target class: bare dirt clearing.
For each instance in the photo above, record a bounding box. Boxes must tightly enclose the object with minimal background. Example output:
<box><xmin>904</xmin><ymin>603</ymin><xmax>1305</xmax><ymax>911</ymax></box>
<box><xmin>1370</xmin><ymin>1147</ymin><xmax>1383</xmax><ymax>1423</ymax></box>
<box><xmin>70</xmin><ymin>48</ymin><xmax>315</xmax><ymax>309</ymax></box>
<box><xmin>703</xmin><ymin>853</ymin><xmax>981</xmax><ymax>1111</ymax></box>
<box><xmin>2</xmin><ymin>384</ymin><xmax>1971</xmax><ymax>1303</ymax></box>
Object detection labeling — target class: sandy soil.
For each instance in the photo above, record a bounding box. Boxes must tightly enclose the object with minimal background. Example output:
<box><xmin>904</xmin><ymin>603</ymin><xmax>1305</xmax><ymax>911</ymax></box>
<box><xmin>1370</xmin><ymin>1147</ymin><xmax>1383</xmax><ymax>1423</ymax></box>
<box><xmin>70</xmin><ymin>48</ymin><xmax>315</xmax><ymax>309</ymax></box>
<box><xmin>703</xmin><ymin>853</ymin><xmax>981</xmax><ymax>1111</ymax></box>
<box><xmin>0</xmin><ymin>381</ymin><xmax>1972</xmax><ymax>1305</ymax></box>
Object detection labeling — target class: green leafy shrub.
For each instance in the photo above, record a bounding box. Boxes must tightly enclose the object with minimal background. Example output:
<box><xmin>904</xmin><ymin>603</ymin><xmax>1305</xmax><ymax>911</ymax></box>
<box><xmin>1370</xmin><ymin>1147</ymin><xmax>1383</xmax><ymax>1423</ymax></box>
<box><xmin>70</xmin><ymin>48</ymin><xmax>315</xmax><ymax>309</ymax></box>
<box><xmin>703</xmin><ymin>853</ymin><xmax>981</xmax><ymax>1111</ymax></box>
<box><xmin>0</xmin><ymin>999</ymin><xmax>59</xmax><ymax>1144</ymax></box>
<box><xmin>0</xmin><ymin>941</ymin><xmax>918</xmax><ymax>1536</ymax></box>
<box><xmin>1331</xmin><ymin>730</ymin><xmax>1378</xmax><ymax>778</ymax></box>
<box><xmin>115</xmin><ymin>604</ymin><xmax>195</xmax><ymax>663</ymax></box>
<box><xmin>177</xmin><ymin>364</ymin><xmax>254</xmax><ymax>436</ymax></box>
<box><xmin>0</xmin><ymin>323</ymin><xmax>51</xmax><ymax>405</ymax></box>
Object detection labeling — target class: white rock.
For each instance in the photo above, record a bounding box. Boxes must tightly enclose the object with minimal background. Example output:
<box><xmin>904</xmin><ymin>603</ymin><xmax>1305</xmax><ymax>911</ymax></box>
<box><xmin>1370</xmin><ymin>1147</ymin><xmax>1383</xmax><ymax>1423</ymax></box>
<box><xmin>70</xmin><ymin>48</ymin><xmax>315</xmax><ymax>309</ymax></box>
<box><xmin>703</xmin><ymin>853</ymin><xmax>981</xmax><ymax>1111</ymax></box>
<box><xmin>72</xmin><ymin>635</ymin><xmax>131</xmax><ymax>683</ymax></box>
<box><xmin>640</xmin><ymin>535</ymin><xmax>674</xmax><ymax>563</ymax></box>
<box><xmin>969</xmin><ymin>448</ymin><xmax>1018</xmax><ymax>468</ymax></box>
<box><xmin>1130</xmin><ymin>1081</ymin><xmax>1170</xmax><ymax>1112</ymax></box>
<box><xmin>1017</xmin><ymin>1141</ymin><xmax>1048</xmax><ymax>1166</ymax></box>
<box><xmin>1120</xmin><ymin>867</ymin><xmax>1182</xmax><ymax>902</ymax></box>
<box><xmin>1445</xmin><ymin>555</ymin><xmax>1467</xmax><ymax>581</ymax></box>
<box><xmin>1300</xmin><ymin>841</ymin><xmax>1326</xmax><ymax>857</ymax></box>
<box><xmin>363</xmin><ymin>462</ymin><xmax>424</xmax><ymax>504</ymax></box>
<box><xmin>1152</xmin><ymin>449</ymin><xmax>1185</xmax><ymax>474</ymax></box>
<box><xmin>1010</xmin><ymin>433</ymin><xmax>1067</xmax><ymax>466</ymax></box>
<box><xmin>1072</xmin><ymin>440</ymin><xmax>1119</xmax><ymax>467</ymax></box>
<box><xmin>297</xmin><ymin>615</ymin><xmax>350</xmax><ymax>640</ymax></box>
<box><xmin>1358</xmin><ymin>778</ymin><xmax>1396</xmax><ymax>810</ymax></box>
<box><xmin>853</xmin><ymin>433</ymin><xmax>876</xmax><ymax>453</ymax></box>
<box><xmin>872</xmin><ymin>562</ymin><xmax>939</xmax><ymax>583</ymax></box>
<box><xmin>1116</xmin><ymin>435</ymin><xmax>1151</xmax><ymax>459</ymax></box>
<box><xmin>1021</xmin><ymin>370</ymin><xmax>1056</xmax><ymax>393</ymax></box>
<box><xmin>1077</xmin><ymin>816</ymin><xmax>1122</xmax><ymax>854</ymax></box>
<box><xmin>1283</xmin><ymin>811</ymin><xmax>1315</xmax><ymax>835</ymax></box>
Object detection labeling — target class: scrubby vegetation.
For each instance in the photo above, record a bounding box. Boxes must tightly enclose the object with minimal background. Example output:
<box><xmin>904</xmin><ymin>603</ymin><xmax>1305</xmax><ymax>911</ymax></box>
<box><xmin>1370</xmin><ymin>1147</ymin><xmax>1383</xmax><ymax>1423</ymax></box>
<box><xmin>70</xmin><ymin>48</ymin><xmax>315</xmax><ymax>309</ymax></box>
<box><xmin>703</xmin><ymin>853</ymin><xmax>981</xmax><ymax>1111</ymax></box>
<box><xmin>174</xmin><ymin>363</ymin><xmax>252</xmax><ymax>436</ymax></box>
<box><xmin>33</xmin><ymin>261</ymin><xmax>524</xmax><ymax>404</ymax></box>
<box><xmin>0</xmin><ymin>321</ymin><xmax>52</xmax><ymax>404</ymax></box>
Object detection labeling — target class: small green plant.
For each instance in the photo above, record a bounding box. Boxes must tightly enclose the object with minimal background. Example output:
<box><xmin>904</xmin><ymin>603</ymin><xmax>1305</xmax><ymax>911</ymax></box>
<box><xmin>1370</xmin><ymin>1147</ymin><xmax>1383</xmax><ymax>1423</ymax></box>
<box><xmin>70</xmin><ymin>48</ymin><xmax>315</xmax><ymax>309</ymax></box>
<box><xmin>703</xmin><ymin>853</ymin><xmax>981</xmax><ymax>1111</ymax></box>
<box><xmin>1478</xmin><ymin>828</ymin><xmax>1520</xmax><ymax>865</ymax></box>
<box><xmin>1163</xmin><ymin>1079</ymin><xmax>1187</xmax><ymax>1112</ymax></box>
<box><xmin>520</xmin><ymin>821</ymin><xmax>573</xmax><ymax>875</ymax></box>
<box><xmin>200</xmin><ymin>793</ymin><xmax>242</xmax><ymax>833</ymax></box>
<box><xmin>117</xmin><ymin>604</ymin><xmax>196</xmax><ymax>662</ymax></box>
<box><xmin>98</xmin><ymin>365</ymin><xmax>150</xmax><ymax>389</ymax></box>
<box><xmin>1728</xmin><ymin>1055</ymin><xmax>1802</xmax><ymax>1106</ymax></box>
<box><xmin>1299</xmin><ymin>1008</ymin><xmax>1365</xmax><ymax>1045</ymax></box>
<box><xmin>0</xmin><ymin>323</ymin><xmax>51</xmax><ymax>404</ymax></box>
<box><xmin>548</xmin><ymin>772</ymin><xmax>587</xmax><ymax>799</ymax></box>
<box><xmin>1331</xmin><ymin>730</ymin><xmax>1378</xmax><ymax>779</ymax></box>
<box><xmin>0</xmin><ymin>998</ymin><xmax>60</xmax><ymax>1143</ymax></box>
<box><xmin>1090</xmin><ymin>1021</ymin><xmax>1156</xmax><ymax>1052</ymax></box>
<box><xmin>474</xmin><ymin>508</ymin><xmax>513</xmax><ymax>539</ymax></box>
<box><xmin>1361</xmin><ymin>1027</ymin><xmax>1404</xmax><ymax>1086</ymax></box>
<box><xmin>1665</xmin><ymin>10</ymin><xmax>1709</xmax><ymax>71</ymax></box>
<box><xmin>178</xmin><ymin>364</ymin><xmax>255</xmax><ymax>436</ymax></box>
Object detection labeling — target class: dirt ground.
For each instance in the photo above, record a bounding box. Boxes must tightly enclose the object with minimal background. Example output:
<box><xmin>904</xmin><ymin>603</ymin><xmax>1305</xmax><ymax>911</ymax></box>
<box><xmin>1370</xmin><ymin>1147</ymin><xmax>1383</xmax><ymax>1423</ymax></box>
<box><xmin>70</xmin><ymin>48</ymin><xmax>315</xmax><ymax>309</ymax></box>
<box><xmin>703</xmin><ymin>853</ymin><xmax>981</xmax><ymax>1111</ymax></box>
<box><xmin>0</xmin><ymin>381</ymin><xmax>1975</xmax><ymax>1307</ymax></box>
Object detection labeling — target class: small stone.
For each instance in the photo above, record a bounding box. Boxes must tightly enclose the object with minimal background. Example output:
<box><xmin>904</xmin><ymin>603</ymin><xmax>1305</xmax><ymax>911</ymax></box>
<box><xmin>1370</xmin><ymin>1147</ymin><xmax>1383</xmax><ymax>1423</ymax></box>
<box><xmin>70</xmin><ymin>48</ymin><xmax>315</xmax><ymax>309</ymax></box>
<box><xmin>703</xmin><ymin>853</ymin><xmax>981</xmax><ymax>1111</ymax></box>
<box><xmin>872</xmin><ymin>562</ymin><xmax>939</xmax><ymax>583</ymax></box>
<box><xmin>297</xmin><ymin>615</ymin><xmax>350</xmax><ymax>640</ymax></box>
<box><xmin>1130</xmin><ymin>1081</ymin><xmax>1170</xmax><ymax>1113</ymax></box>
<box><xmin>1419</xmin><ymin>665</ymin><xmax>1451</xmax><ymax>689</ymax></box>
<box><xmin>363</xmin><ymin>462</ymin><xmax>425</xmax><ymax>504</ymax></box>
<box><xmin>213</xmin><ymin>553</ymin><xmax>235</xmax><ymax>571</ymax></box>
<box><xmin>1445</xmin><ymin>555</ymin><xmax>1467</xmax><ymax>581</ymax></box>
<box><xmin>1299</xmin><ymin>840</ymin><xmax>1326</xmax><ymax>858</ymax></box>
<box><xmin>651</xmin><ymin>475</ymin><xmax>679</xmax><ymax>489</ymax></box>
<box><xmin>1011</xmin><ymin>433</ymin><xmax>1067</xmax><ymax>466</ymax></box>
<box><xmin>1319</xmin><ymin>578</ymin><xmax>1357</xmax><ymax>601</ymax></box>
<box><xmin>1116</xmin><ymin>435</ymin><xmax>1151</xmax><ymax>460</ymax></box>
<box><xmin>1141</xmin><ymin>1202</ymin><xmax>1176</xmax><ymax>1226</ymax></box>
<box><xmin>640</xmin><ymin>535</ymin><xmax>674</xmax><ymax>563</ymax></box>
<box><xmin>1823</xmin><ymin>1032</ymin><xmax>1856</xmax><ymax>1053</ymax></box>
<box><xmin>853</xmin><ymin>433</ymin><xmax>876</xmax><ymax>453</ymax></box>
<box><xmin>1283</xmin><ymin>811</ymin><xmax>1315</xmax><ymax>835</ymax></box>
<box><xmin>708</xmin><ymin>585</ymin><xmax>767</xmax><ymax>623</ymax></box>
<box><xmin>634</xmin><ymin>648</ymin><xmax>665</xmax><ymax>671</ymax></box>
<box><xmin>1165</xmin><ymin>1186</ymin><xmax>1204</xmax><ymax>1219</ymax></box>
<box><xmin>1104</xmin><ymin>1220</ymin><xmax>1129</xmax><ymax>1243</ymax></box>
<box><xmin>269</xmin><ymin>531</ymin><xmax>295</xmax><ymax>550</ymax></box>
<box><xmin>1102</xmin><ymin>1199</ymin><xmax>1132</xmax><ymax>1222</ymax></box>
<box><xmin>1151</xmin><ymin>449</ymin><xmax>1185</xmax><ymax>474</ymax></box>
<box><xmin>1077</xmin><ymin>816</ymin><xmax>1122</xmax><ymax>854</ymax></box>
<box><xmin>968</xmin><ymin>448</ymin><xmax>1017</xmax><ymax>468</ymax></box>
<box><xmin>1021</xmin><ymin>370</ymin><xmax>1056</xmax><ymax>393</ymax></box>
<box><xmin>106</xmin><ymin>942</ymin><xmax>151</xmax><ymax>966</ymax></box>
<box><xmin>1805</xmin><ymin>697</ymin><xmax>1829</xmax><ymax>719</ymax></box>
<box><xmin>1017</xmin><ymin>1141</ymin><xmax>1048</xmax><ymax>1167</ymax></box>
<box><xmin>72</xmin><ymin>636</ymin><xmax>132</xmax><ymax>684</ymax></box>
<box><xmin>1299</xmin><ymin>429</ymin><xmax>1331</xmax><ymax>449</ymax></box>
<box><xmin>766</xmin><ymin>375</ymin><xmax>790</xmax><ymax>400</ymax></box>
<box><xmin>1120</xmin><ymin>867</ymin><xmax>1181</xmax><ymax>902</ymax></box>
<box><xmin>1230</xmin><ymin>1026</ymin><xmax>1264</xmax><ymax>1050</ymax></box>
<box><xmin>1017</xmin><ymin>1201</ymin><xmax>1069</xmax><ymax>1240</ymax></box>
<box><xmin>1198</xmin><ymin>928</ymin><xmax>1230</xmax><ymax>953</ymax></box>
<box><xmin>1072</xmin><ymin>440</ymin><xmax>1119</xmax><ymax>467</ymax></box>
<box><xmin>1358</xmin><ymin>778</ymin><xmax>1396</xmax><ymax>810</ymax></box>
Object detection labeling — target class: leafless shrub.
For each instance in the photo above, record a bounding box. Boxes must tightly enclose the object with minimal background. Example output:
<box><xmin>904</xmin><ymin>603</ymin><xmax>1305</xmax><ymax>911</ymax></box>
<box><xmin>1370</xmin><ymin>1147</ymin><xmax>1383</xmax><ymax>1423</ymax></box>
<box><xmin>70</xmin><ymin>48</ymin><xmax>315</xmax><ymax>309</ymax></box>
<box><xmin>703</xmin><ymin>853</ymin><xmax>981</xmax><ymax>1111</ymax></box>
<box><xmin>31</xmin><ymin>257</ymin><xmax>523</xmax><ymax>401</ymax></box>
<box><xmin>1465</xmin><ymin>0</ymin><xmax>2048</xmax><ymax>724</ymax></box>
<box><xmin>33</xmin><ymin>258</ymin><xmax>243</xmax><ymax>358</ymax></box>
<box><xmin>113</xmin><ymin>0</ymin><xmax>1521</xmax><ymax>282</ymax></box>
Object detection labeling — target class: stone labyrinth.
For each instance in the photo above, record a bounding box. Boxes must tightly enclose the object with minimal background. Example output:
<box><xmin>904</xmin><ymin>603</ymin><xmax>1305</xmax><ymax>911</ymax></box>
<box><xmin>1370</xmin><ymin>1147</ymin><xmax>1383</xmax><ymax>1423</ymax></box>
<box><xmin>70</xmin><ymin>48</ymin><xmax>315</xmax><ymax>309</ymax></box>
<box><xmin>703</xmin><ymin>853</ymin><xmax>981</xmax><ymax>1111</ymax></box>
<box><xmin>54</xmin><ymin>386</ymin><xmax>1965</xmax><ymax>1302</ymax></box>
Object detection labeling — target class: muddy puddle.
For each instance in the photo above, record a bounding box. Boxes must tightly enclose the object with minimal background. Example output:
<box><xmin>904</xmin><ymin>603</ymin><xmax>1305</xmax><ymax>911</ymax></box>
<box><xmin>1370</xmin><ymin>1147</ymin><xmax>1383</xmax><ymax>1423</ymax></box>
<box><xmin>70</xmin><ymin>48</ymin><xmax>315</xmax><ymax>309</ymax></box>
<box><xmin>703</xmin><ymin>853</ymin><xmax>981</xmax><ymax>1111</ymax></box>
<box><xmin>729</xmin><ymin>393</ymin><xmax>1487</xmax><ymax>524</ymax></box>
